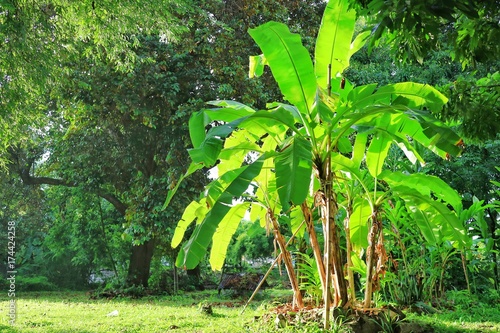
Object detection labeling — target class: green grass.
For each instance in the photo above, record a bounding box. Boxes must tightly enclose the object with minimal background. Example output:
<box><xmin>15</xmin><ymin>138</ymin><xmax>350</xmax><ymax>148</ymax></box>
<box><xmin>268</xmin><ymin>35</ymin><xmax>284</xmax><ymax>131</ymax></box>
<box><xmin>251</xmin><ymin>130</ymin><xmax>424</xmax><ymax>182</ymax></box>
<box><xmin>1</xmin><ymin>289</ymin><xmax>500</xmax><ymax>333</ymax></box>
<box><xmin>0</xmin><ymin>290</ymin><xmax>277</xmax><ymax>333</ymax></box>
<box><xmin>405</xmin><ymin>297</ymin><xmax>500</xmax><ymax>333</ymax></box>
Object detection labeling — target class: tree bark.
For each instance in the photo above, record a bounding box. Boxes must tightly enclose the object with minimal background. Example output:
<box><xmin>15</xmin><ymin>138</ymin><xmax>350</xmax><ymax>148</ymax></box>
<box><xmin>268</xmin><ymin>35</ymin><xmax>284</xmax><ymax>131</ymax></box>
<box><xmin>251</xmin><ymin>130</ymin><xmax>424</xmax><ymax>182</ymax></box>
<box><xmin>486</xmin><ymin>208</ymin><xmax>499</xmax><ymax>290</ymax></box>
<box><xmin>301</xmin><ymin>202</ymin><xmax>327</xmax><ymax>296</ymax></box>
<box><xmin>126</xmin><ymin>238</ymin><xmax>156</xmax><ymax>287</ymax></box>
<box><xmin>269</xmin><ymin>209</ymin><xmax>304</xmax><ymax>308</ymax></box>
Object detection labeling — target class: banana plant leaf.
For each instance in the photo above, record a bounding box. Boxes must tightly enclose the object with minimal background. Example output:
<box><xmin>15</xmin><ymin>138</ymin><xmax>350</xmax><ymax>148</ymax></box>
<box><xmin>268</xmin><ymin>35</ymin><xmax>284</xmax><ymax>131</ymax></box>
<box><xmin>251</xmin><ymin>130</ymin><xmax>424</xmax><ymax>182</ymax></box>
<box><xmin>249</xmin><ymin>21</ymin><xmax>316</xmax><ymax>118</ymax></box>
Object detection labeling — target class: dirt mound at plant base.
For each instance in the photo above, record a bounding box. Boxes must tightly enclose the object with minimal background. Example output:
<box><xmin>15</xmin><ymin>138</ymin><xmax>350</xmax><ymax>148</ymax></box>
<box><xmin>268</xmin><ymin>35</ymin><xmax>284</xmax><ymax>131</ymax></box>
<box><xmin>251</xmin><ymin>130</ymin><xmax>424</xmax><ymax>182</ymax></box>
<box><xmin>259</xmin><ymin>304</ymin><xmax>434</xmax><ymax>332</ymax></box>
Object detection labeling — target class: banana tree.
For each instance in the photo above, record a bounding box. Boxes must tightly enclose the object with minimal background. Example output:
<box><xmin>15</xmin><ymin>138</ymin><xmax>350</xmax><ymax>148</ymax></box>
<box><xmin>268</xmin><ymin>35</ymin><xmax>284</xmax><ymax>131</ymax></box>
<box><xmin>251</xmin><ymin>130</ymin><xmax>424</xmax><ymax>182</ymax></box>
<box><xmin>165</xmin><ymin>0</ymin><xmax>465</xmax><ymax>327</ymax></box>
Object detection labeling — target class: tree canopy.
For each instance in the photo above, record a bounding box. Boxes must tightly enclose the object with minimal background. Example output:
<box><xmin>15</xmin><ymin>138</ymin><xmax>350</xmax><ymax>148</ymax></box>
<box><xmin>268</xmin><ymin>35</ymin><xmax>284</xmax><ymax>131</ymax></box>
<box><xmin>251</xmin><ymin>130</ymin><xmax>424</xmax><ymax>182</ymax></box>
<box><xmin>351</xmin><ymin>0</ymin><xmax>500</xmax><ymax>67</ymax></box>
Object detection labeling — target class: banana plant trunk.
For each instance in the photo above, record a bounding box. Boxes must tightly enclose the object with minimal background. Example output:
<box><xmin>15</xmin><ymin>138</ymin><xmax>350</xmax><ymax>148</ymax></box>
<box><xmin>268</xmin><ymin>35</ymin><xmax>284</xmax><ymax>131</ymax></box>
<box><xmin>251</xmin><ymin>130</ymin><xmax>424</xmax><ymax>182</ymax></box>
<box><xmin>301</xmin><ymin>202</ymin><xmax>327</xmax><ymax>294</ymax></box>
<box><xmin>269</xmin><ymin>209</ymin><xmax>304</xmax><ymax>308</ymax></box>
<box><xmin>344</xmin><ymin>215</ymin><xmax>356</xmax><ymax>302</ymax></box>
<box><xmin>364</xmin><ymin>213</ymin><xmax>382</xmax><ymax>308</ymax></box>
<box><xmin>323</xmin><ymin>150</ymin><xmax>348</xmax><ymax>329</ymax></box>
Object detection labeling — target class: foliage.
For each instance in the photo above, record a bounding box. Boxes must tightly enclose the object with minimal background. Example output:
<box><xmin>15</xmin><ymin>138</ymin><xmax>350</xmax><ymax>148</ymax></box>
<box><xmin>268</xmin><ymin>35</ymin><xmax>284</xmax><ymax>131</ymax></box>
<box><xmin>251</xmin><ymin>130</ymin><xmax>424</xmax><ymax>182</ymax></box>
<box><xmin>441</xmin><ymin>72</ymin><xmax>500</xmax><ymax>141</ymax></box>
<box><xmin>169</xmin><ymin>4</ymin><xmax>466</xmax><ymax>329</ymax></box>
<box><xmin>296</xmin><ymin>252</ymin><xmax>323</xmax><ymax>305</ymax></box>
<box><xmin>1</xmin><ymin>0</ymin><xmax>327</xmax><ymax>289</ymax></box>
<box><xmin>225</xmin><ymin>220</ymin><xmax>274</xmax><ymax>268</ymax></box>
<box><xmin>0</xmin><ymin>0</ymin><xmax>192</xmax><ymax>166</ymax></box>
<box><xmin>425</xmin><ymin>143</ymin><xmax>500</xmax><ymax>291</ymax></box>
<box><xmin>15</xmin><ymin>276</ymin><xmax>57</xmax><ymax>292</ymax></box>
<box><xmin>350</xmin><ymin>0</ymin><xmax>500</xmax><ymax>68</ymax></box>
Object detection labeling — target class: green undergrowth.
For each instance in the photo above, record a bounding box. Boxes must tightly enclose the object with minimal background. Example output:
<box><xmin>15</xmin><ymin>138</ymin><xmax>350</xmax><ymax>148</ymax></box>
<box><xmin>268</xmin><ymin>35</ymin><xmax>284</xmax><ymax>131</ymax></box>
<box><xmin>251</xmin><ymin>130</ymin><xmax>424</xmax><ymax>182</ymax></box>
<box><xmin>0</xmin><ymin>289</ymin><xmax>499</xmax><ymax>333</ymax></box>
<box><xmin>404</xmin><ymin>289</ymin><xmax>500</xmax><ymax>333</ymax></box>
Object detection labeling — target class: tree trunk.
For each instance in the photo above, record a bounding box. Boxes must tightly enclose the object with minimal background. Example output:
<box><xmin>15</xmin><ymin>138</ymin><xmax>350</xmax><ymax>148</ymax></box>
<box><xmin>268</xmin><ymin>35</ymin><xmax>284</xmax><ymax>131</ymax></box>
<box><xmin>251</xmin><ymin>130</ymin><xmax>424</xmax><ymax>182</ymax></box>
<box><xmin>126</xmin><ymin>238</ymin><xmax>156</xmax><ymax>287</ymax></box>
<box><xmin>344</xmin><ymin>216</ymin><xmax>356</xmax><ymax>303</ymax></box>
<box><xmin>364</xmin><ymin>214</ymin><xmax>385</xmax><ymax>308</ymax></box>
<box><xmin>301</xmin><ymin>203</ymin><xmax>327</xmax><ymax>294</ymax></box>
<box><xmin>486</xmin><ymin>208</ymin><xmax>499</xmax><ymax>290</ymax></box>
<box><xmin>269</xmin><ymin>209</ymin><xmax>304</xmax><ymax>308</ymax></box>
<box><xmin>364</xmin><ymin>217</ymin><xmax>377</xmax><ymax>308</ymax></box>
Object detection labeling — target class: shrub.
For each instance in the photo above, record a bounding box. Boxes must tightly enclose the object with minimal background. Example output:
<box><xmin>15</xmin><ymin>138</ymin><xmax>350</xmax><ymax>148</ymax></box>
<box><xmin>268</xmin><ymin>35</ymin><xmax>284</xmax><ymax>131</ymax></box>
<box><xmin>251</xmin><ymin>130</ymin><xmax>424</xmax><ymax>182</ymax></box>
<box><xmin>16</xmin><ymin>276</ymin><xmax>57</xmax><ymax>291</ymax></box>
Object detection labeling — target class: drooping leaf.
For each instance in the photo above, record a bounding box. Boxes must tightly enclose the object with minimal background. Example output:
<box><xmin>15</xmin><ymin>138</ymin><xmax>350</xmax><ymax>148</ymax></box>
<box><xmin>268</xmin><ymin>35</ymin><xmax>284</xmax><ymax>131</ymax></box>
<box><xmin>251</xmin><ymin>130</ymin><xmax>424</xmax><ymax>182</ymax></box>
<box><xmin>275</xmin><ymin>136</ymin><xmax>313</xmax><ymax>211</ymax></box>
<box><xmin>407</xmin><ymin>201</ymin><xmax>440</xmax><ymax>246</ymax></box>
<box><xmin>175</xmin><ymin>155</ymin><xmax>265</xmax><ymax>269</ymax></box>
<box><xmin>388</xmin><ymin>185</ymin><xmax>467</xmax><ymax>247</ymax></box>
<box><xmin>189</xmin><ymin>111</ymin><xmax>211</xmax><ymax>148</ymax></box>
<box><xmin>171</xmin><ymin>199</ymin><xmax>207</xmax><ymax>248</ymax></box>
<box><xmin>348</xmin><ymin>105</ymin><xmax>462</xmax><ymax>159</ymax></box>
<box><xmin>249</xmin><ymin>21</ymin><xmax>316</xmax><ymax>117</ymax></box>
<box><xmin>210</xmin><ymin>202</ymin><xmax>250</xmax><ymax>270</ymax></box>
<box><xmin>381</xmin><ymin>171</ymin><xmax>462</xmax><ymax>211</ymax></box>
<box><xmin>205</xmin><ymin>101</ymin><xmax>256</xmax><ymax>121</ymax></box>
<box><xmin>350</xmin><ymin>196</ymin><xmax>371</xmax><ymax>251</ymax></box>
<box><xmin>162</xmin><ymin>162</ymin><xmax>204</xmax><ymax>210</ymax></box>
<box><xmin>352</xmin><ymin>82</ymin><xmax>448</xmax><ymax>113</ymax></box>
<box><xmin>188</xmin><ymin>136</ymin><xmax>223</xmax><ymax>167</ymax></box>
<box><xmin>366</xmin><ymin>132</ymin><xmax>392</xmax><ymax>177</ymax></box>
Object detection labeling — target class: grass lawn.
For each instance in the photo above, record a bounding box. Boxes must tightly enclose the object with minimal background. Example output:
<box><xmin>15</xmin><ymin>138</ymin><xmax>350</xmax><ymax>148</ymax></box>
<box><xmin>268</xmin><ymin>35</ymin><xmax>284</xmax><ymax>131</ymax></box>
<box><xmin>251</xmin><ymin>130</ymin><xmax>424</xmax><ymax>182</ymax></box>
<box><xmin>1</xmin><ymin>289</ymin><xmax>499</xmax><ymax>332</ymax></box>
<box><xmin>0</xmin><ymin>290</ymin><xmax>276</xmax><ymax>333</ymax></box>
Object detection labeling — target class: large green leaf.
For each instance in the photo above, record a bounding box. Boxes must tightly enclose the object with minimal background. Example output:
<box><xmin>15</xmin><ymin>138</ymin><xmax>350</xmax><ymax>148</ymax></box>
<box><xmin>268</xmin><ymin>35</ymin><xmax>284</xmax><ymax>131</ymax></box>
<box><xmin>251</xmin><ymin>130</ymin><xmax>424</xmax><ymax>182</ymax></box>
<box><xmin>241</xmin><ymin>107</ymin><xmax>297</xmax><ymax>134</ymax></box>
<box><xmin>388</xmin><ymin>184</ymin><xmax>467</xmax><ymax>247</ymax></box>
<box><xmin>331</xmin><ymin>152</ymin><xmax>363</xmax><ymax>180</ymax></box>
<box><xmin>366</xmin><ymin>132</ymin><xmax>392</xmax><ymax>177</ymax></box>
<box><xmin>352</xmin><ymin>82</ymin><xmax>448</xmax><ymax>113</ymax></box>
<box><xmin>205</xmin><ymin>101</ymin><xmax>256</xmax><ymax>121</ymax></box>
<box><xmin>175</xmin><ymin>156</ymin><xmax>265</xmax><ymax>269</ymax></box>
<box><xmin>407</xmin><ymin>201</ymin><xmax>440</xmax><ymax>246</ymax></box>
<box><xmin>217</xmin><ymin>130</ymin><xmax>261</xmax><ymax>175</ymax></box>
<box><xmin>350</xmin><ymin>197</ymin><xmax>371</xmax><ymax>251</ymax></box>
<box><xmin>249</xmin><ymin>22</ymin><xmax>316</xmax><ymax>117</ymax></box>
<box><xmin>348</xmin><ymin>106</ymin><xmax>462</xmax><ymax>159</ymax></box>
<box><xmin>413</xmin><ymin>195</ymin><xmax>467</xmax><ymax>247</ymax></box>
<box><xmin>189</xmin><ymin>111</ymin><xmax>211</xmax><ymax>149</ymax></box>
<box><xmin>352</xmin><ymin>132</ymin><xmax>368</xmax><ymax>168</ymax></box>
<box><xmin>275</xmin><ymin>136</ymin><xmax>313</xmax><ymax>211</ymax></box>
<box><xmin>210</xmin><ymin>202</ymin><xmax>250</xmax><ymax>270</ymax></box>
<box><xmin>188</xmin><ymin>136</ymin><xmax>223</xmax><ymax>167</ymax></box>
<box><xmin>171</xmin><ymin>199</ymin><xmax>207</xmax><ymax>248</ymax></box>
<box><xmin>315</xmin><ymin>0</ymin><xmax>356</xmax><ymax>89</ymax></box>
<box><xmin>290</xmin><ymin>205</ymin><xmax>306</xmax><ymax>238</ymax></box>
<box><xmin>381</xmin><ymin>171</ymin><xmax>462</xmax><ymax>211</ymax></box>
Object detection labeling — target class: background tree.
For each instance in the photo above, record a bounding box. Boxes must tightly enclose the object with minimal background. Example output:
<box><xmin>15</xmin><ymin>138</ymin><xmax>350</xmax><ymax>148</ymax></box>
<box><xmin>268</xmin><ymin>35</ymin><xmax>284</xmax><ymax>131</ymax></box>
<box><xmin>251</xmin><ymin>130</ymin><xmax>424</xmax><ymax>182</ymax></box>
<box><xmin>349</xmin><ymin>0</ymin><xmax>500</xmax><ymax>68</ymax></box>
<box><xmin>1</xmin><ymin>0</ymin><xmax>327</xmax><ymax>288</ymax></box>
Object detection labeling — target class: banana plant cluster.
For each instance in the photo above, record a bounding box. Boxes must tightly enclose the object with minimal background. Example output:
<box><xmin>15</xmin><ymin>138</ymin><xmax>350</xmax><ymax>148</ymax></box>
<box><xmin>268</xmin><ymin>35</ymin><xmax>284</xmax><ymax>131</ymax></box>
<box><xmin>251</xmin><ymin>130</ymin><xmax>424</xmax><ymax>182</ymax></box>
<box><xmin>166</xmin><ymin>0</ymin><xmax>468</xmax><ymax>324</ymax></box>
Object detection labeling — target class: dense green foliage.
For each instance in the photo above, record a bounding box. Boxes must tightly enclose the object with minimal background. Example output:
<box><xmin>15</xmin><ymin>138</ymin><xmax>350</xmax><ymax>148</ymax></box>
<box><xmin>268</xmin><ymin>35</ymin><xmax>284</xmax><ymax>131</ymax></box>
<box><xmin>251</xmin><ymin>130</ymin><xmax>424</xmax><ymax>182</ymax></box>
<box><xmin>350</xmin><ymin>0</ymin><xmax>500</xmax><ymax>68</ymax></box>
<box><xmin>0</xmin><ymin>0</ymin><xmax>326</xmax><ymax>289</ymax></box>
<box><xmin>1</xmin><ymin>3</ymin><xmax>500</xmax><ymax>330</ymax></box>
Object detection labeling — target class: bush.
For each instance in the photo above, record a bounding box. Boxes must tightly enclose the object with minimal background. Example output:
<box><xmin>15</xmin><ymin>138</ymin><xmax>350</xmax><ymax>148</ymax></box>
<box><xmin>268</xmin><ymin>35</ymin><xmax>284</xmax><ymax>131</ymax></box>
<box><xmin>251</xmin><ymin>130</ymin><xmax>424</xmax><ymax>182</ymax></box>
<box><xmin>16</xmin><ymin>276</ymin><xmax>57</xmax><ymax>291</ymax></box>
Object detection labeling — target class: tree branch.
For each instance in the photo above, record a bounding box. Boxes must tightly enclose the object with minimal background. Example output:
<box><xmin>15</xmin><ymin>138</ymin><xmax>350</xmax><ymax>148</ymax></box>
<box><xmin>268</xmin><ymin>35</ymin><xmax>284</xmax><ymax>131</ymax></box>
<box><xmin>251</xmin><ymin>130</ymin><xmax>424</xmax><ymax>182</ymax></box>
<box><xmin>10</xmin><ymin>148</ymin><xmax>128</xmax><ymax>216</ymax></box>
